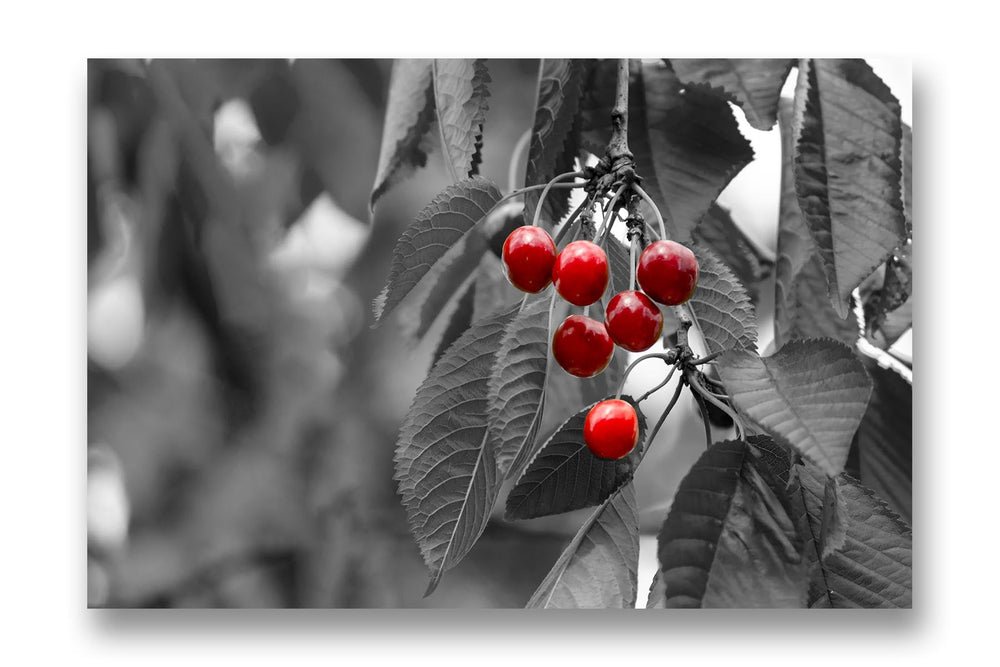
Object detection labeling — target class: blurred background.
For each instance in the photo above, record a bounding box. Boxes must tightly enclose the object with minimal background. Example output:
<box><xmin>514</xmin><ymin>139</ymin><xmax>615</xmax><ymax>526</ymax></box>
<box><xmin>87</xmin><ymin>59</ymin><xmax>911</xmax><ymax>608</ymax></box>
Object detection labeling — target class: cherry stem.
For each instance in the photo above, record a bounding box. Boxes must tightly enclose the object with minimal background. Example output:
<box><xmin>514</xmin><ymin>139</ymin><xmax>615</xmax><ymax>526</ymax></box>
<box><xmin>629</xmin><ymin>233</ymin><xmax>638</xmax><ymax>291</ymax></box>
<box><xmin>636</xmin><ymin>364</ymin><xmax>677</xmax><ymax>403</ymax></box>
<box><xmin>687</xmin><ymin>370</ymin><xmax>745</xmax><ymax>440</ymax></box>
<box><xmin>691</xmin><ymin>389</ymin><xmax>714</xmax><ymax>450</ymax></box>
<box><xmin>690</xmin><ymin>350</ymin><xmax>723</xmax><ymax>366</ymax></box>
<box><xmin>595</xmin><ymin>184</ymin><xmax>627</xmax><ymax>242</ymax></box>
<box><xmin>632</xmin><ymin>183</ymin><xmax>667</xmax><ymax>241</ymax></box>
<box><xmin>531</xmin><ymin>171</ymin><xmax>586</xmax><ymax>228</ymax></box>
<box><xmin>637</xmin><ymin>376</ymin><xmax>686</xmax><ymax>466</ymax></box>
<box><xmin>553</xmin><ymin>195</ymin><xmax>592</xmax><ymax>245</ymax></box>
<box><xmin>615</xmin><ymin>352</ymin><xmax>677</xmax><ymax>400</ymax></box>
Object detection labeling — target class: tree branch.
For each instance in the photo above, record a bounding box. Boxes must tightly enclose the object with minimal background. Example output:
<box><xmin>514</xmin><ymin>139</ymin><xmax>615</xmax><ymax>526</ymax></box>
<box><xmin>607</xmin><ymin>59</ymin><xmax>632</xmax><ymax>162</ymax></box>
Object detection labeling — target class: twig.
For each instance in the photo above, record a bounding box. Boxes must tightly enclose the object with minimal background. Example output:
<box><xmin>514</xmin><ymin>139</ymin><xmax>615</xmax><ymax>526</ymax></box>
<box><xmin>607</xmin><ymin>59</ymin><xmax>632</xmax><ymax>162</ymax></box>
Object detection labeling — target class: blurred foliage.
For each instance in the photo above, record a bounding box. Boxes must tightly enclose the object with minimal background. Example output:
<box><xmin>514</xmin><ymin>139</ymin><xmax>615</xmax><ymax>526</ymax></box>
<box><xmin>87</xmin><ymin>59</ymin><xmax>566</xmax><ymax>608</ymax></box>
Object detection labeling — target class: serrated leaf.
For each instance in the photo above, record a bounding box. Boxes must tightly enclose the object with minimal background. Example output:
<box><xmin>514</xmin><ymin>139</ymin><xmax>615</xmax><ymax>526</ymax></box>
<box><xmin>717</xmin><ymin>339</ymin><xmax>873</xmax><ymax>476</ymax></box>
<box><xmin>607</xmin><ymin>234</ymin><xmax>634</xmax><ymax>296</ymax></box>
<box><xmin>370</xmin><ymin>59</ymin><xmax>436</xmax><ymax>210</ymax></box>
<box><xmin>524</xmin><ymin>59</ymin><xmax>588</xmax><ymax>227</ymax></box>
<box><xmin>856</xmin><ymin>357</ymin><xmax>911</xmax><ymax>523</ymax></box>
<box><xmin>394</xmin><ymin>305</ymin><xmax>518</xmax><ymax>595</ymax></box>
<box><xmin>776</xmin><ymin>99</ymin><xmax>859</xmax><ymax>349</ymax></box>
<box><xmin>488</xmin><ymin>292</ymin><xmax>553</xmax><ymax>477</ymax></box>
<box><xmin>798</xmin><ymin>464</ymin><xmax>912</xmax><ymax>608</ymax></box>
<box><xmin>433</xmin><ymin>59</ymin><xmax>491</xmax><ymax>181</ymax></box>
<box><xmin>686</xmin><ymin>243</ymin><xmax>758</xmax><ymax>355</ymax></box>
<box><xmin>792</xmin><ymin>59</ymin><xmax>906</xmax><ymax>318</ymax></box>
<box><xmin>373</xmin><ymin>177</ymin><xmax>503</xmax><ymax>337</ymax></box>
<box><xmin>774</xmin><ymin>97</ymin><xmax>819</xmax><ymax>349</ymax></box>
<box><xmin>693</xmin><ymin>203</ymin><xmax>773</xmax><ymax>290</ymax></box>
<box><xmin>505</xmin><ymin>396</ymin><xmax>647</xmax><ymax>520</ymax></box>
<box><xmin>646</xmin><ymin>570</ymin><xmax>666</xmax><ymax>608</ymax></box>
<box><xmin>656</xmin><ymin>440</ymin><xmax>807</xmax><ymax>608</ymax></box>
<box><xmin>670</xmin><ymin>59</ymin><xmax>794</xmax><ymax>131</ymax></box>
<box><xmin>639</xmin><ymin>61</ymin><xmax>755</xmax><ymax>241</ymax></box>
<box><xmin>789</xmin><ymin>257</ymin><xmax>860</xmax><ymax>347</ymax></box>
<box><xmin>526</xmin><ymin>483</ymin><xmax>639</xmax><ymax>608</ymax></box>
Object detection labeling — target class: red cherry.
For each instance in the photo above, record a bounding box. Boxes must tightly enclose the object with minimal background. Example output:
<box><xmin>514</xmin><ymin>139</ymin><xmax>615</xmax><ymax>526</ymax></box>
<box><xmin>551</xmin><ymin>315</ymin><xmax>614</xmax><ymax>378</ymax></box>
<box><xmin>584</xmin><ymin>399</ymin><xmax>639</xmax><ymax>460</ymax></box>
<box><xmin>502</xmin><ymin>226</ymin><xmax>557</xmax><ymax>293</ymax></box>
<box><xmin>552</xmin><ymin>240</ymin><xmax>609</xmax><ymax>306</ymax></box>
<box><xmin>605</xmin><ymin>290</ymin><xmax>664</xmax><ymax>352</ymax></box>
<box><xmin>636</xmin><ymin>240</ymin><xmax>699</xmax><ymax>306</ymax></box>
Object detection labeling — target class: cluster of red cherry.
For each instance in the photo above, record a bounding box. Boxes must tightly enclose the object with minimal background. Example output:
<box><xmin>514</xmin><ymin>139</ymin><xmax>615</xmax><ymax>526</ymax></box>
<box><xmin>501</xmin><ymin>217</ymin><xmax>699</xmax><ymax>461</ymax></box>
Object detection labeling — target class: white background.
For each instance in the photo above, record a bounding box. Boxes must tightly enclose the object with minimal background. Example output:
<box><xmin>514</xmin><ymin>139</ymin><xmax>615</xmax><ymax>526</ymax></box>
<box><xmin>1</xmin><ymin>0</ymin><xmax>996</xmax><ymax>664</ymax></box>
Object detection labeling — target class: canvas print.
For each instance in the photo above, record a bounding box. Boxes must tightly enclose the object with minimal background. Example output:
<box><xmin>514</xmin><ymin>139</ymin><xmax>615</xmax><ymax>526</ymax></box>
<box><xmin>87</xmin><ymin>59</ymin><xmax>912</xmax><ymax>608</ymax></box>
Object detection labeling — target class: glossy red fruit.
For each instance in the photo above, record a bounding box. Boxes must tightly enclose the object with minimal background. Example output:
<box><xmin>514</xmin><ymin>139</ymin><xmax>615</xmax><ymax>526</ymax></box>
<box><xmin>605</xmin><ymin>290</ymin><xmax>664</xmax><ymax>352</ymax></box>
<box><xmin>552</xmin><ymin>240</ymin><xmax>609</xmax><ymax>306</ymax></box>
<box><xmin>636</xmin><ymin>240</ymin><xmax>699</xmax><ymax>306</ymax></box>
<box><xmin>584</xmin><ymin>399</ymin><xmax>639</xmax><ymax>460</ymax></box>
<box><xmin>551</xmin><ymin>315</ymin><xmax>614</xmax><ymax>378</ymax></box>
<box><xmin>501</xmin><ymin>226</ymin><xmax>557</xmax><ymax>293</ymax></box>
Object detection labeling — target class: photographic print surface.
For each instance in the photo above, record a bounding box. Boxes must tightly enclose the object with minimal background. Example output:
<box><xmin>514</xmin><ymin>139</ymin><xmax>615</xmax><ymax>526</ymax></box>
<box><xmin>87</xmin><ymin>59</ymin><xmax>912</xmax><ymax>608</ymax></box>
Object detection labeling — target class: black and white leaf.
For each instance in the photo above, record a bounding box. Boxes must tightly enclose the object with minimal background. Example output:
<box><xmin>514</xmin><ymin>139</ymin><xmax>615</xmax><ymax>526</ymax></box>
<box><xmin>855</xmin><ymin>357</ymin><xmax>912</xmax><ymax>523</ymax></box>
<box><xmin>526</xmin><ymin>483</ymin><xmax>639</xmax><ymax>609</ymax></box>
<box><xmin>370</xmin><ymin>59</ymin><xmax>436</xmax><ymax>210</ymax></box>
<box><xmin>670</xmin><ymin>59</ymin><xmax>794</xmax><ymax>131</ymax></box>
<box><xmin>488</xmin><ymin>292</ymin><xmax>553</xmax><ymax>477</ymax></box>
<box><xmin>505</xmin><ymin>396</ymin><xmax>647</xmax><ymax>520</ymax></box>
<box><xmin>685</xmin><ymin>243</ymin><xmax>758</xmax><ymax>355</ymax></box>
<box><xmin>717</xmin><ymin>339</ymin><xmax>873</xmax><ymax>476</ymax></box>
<box><xmin>373</xmin><ymin>177</ymin><xmax>504</xmax><ymax>338</ymax></box>
<box><xmin>656</xmin><ymin>439</ymin><xmax>808</xmax><ymax>608</ymax></box>
<box><xmin>523</xmin><ymin>59</ymin><xmax>588</xmax><ymax>227</ymax></box>
<box><xmin>792</xmin><ymin>59</ymin><xmax>906</xmax><ymax>318</ymax></box>
<box><xmin>394</xmin><ymin>305</ymin><xmax>518</xmax><ymax>595</ymax></box>
<box><xmin>433</xmin><ymin>59</ymin><xmax>491</xmax><ymax>181</ymax></box>
<box><xmin>798</xmin><ymin>464</ymin><xmax>912</xmax><ymax>608</ymax></box>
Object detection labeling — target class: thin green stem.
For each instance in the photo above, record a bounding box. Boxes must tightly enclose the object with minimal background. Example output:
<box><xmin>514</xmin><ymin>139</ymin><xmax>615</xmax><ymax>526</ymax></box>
<box><xmin>690</xmin><ymin>351</ymin><xmax>723</xmax><ymax>366</ymax></box>
<box><xmin>637</xmin><ymin>377</ymin><xmax>686</xmax><ymax>465</ymax></box>
<box><xmin>688</xmin><ymin>370</ymin><xmax>745</xmax><ymax>440</ymax></box>
<box><xmin>615</xmin><ymin>352</ymin><xmax>677</xmax><ymax>399</ymax></box>
<box><xmin>629</xmin><ymin>233</ymin><xmax>638</xmax><ymax>291</ymax></box>
<box><xmin>531</xmin><ymin>171</ymin><xmax>585</xmax><ymax>228</ymax></box>
<box><xmin>636</xmin><ymin>364</ymin><xmax>677</xmax><ymax>403</ymax></box>
<box><xmin>594</xmin><ymin>183</ymin><xmax>627</xmax><ymax>242</ymax></box>
<box><xmin>554</xmin><ymin>195</ymin><xmax>594</xmax><ymax>246</ymax></box>
<box><xmin>691</xmin><ymin>389</ymin><xmax>714</xmax><ymax>450</ymax></box>
<box><xmin>633</xmin><ymin>183</ymin><xmax>666</xmax><ymax>241</ymax></box>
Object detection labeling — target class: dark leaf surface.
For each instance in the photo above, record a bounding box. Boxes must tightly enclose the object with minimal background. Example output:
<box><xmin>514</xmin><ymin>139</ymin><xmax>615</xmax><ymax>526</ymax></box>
<box><xmin>370</xmin><ymin>59</ymin><xmax>436</xmax><ymax>210</ymax></box>
<box><xmin>686</xmin><ymin>243</ymin><xmax>758</xmax><ymax>355</ymax></box>
<box><xmin>717</xmin><ymin>339</ymin><xmax>872</xmax><ymax>476</ymax></box>
<box><xmin>524</xmin><ymin>59</ymin><xmax>588</xmax><ymax>227</ymax></box>
<box><xmin>433</xmin><ymin>59</ymin><xmax>491</xmax><ymax>181</ymax></box>
<box><xmin>799</xmin><ymin>465</ymin><xmax>912</xmax><ymax>608</ymax></box>
<box><xmin>789</xmin><ymin>257</ymin><xmax>860</xmax><ymax>347</ymax></box>
<box><xmin>373</xmin><ymin>177</ymin><xmax>503</xmax><ymax>337</ymax></box>
<box><xmin>692</xmin><ymin>203</ymin><xmax>773</xmax><ymax>289</ymax></box>
<box><xmin>671</xmin><ymin>59</ymin><xmax>793</xmax><ymax>130</ymax></box>
<box><xmin>792</xmin><ymin>59</ymin><xmax>906</xmax><ymax>318</ymax></box>
<box><xmin>505</xmin><ymin>396</ymin><xmax>647</xmax><ymax>520</ymax></box>
<box><xmin>488</xmin><ymin>293</ymin><xmax>553</xmax><ymax>477</ymax></box>
<box><xmin>856</xmin><ymin>358</ymin><xmax>911</xmax><ymax>523</ymax></box>
<box><xmin>526</xmin><ymin>483</ymin><xmax>639</xmax><ymax>608</ymax></box>
<box><xmin>656</xmin><ymin>440</ymin><xmax>807</xmax><ymax>608</ymax></box>
<box><xmin>638</xmin><ymin>61</ymin><xmax>755</xmax><ymax>241</ymax></box>
<box><xmin>394</xmin><ymin>305</ymin><xmax>518</xmax><ymax>594</ymax></box>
